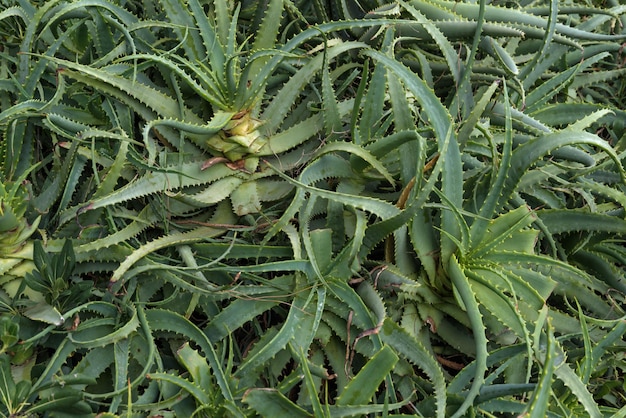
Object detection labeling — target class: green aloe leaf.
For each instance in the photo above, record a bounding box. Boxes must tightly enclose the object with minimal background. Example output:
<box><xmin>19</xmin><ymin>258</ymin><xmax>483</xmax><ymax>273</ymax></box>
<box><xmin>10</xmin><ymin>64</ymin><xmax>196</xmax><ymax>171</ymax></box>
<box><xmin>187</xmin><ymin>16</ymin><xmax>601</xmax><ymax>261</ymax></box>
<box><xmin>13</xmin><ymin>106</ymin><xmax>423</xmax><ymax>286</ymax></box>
<box><xmin>520</xmin><ymin>314</ymin><xmax>555</xmax><ymax>418</ymax></box>
<box><xmin>243</xmin><ymin>388</ymin><xmax>312</xmax><ymax>417</ymax></box>
<box><xmin>22</xmin><ymin>302</ymin><xmax>64</xmax><ymax>326</ymax></box>
<box><xmin>361</xmin><ymin>49</ymin><xmax>463</xmax><ymax>263</ymax></box>
<box><xmin>144</xmin><ymin>308</ymin><xmax>233</xmax><ymax>402</ymax></box>
<box><xmin>448</xmin><ymin>255</ymin><xmax>488</xmax><ymax>418</ymax></box>
<box><xmin>336</xmin><ymin>345</ymin><xmax>398</xmax><ymax>406</ymax></box>
<box><xmin>234</xmin><ymin>281</ymin><xmax>320</xmax><ymax>386</ymax></box>
<box><xmin>381</xmin><ymin>319</ymin><xmax>447</xmax><ymax>418</ymax></box>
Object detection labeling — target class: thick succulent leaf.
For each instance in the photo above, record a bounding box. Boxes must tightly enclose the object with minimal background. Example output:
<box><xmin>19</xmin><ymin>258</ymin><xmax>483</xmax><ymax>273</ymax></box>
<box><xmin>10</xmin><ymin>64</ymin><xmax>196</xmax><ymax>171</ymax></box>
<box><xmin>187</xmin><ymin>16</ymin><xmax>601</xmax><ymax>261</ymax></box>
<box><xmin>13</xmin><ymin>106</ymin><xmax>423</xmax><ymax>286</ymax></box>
<box><xmin>380</xmin><ymin>319</ymin><xmax>447</xmax><ymax>418</ymax></box>
<box><xmin>336</xmin><ymin>345</ymin><xmax>398</xmax><ymax>406</ymax></box>
<box><xmin>243</xmin><ymin>388</ymin><xmax>312</xmax><ymax>417</ymax></box>
<box><xmin>447</xmin><ymin>255</ymin><xmax>488</xmax><ymax>418</ymax></box>
<box><xmin>234</xmin><ymin>281</ymin><xmax>320</xmax><ymax>387</ymax></box>
<box><xmin>144</xmin><ymin>308</ymin><xmax>233</xmax><ymax>402</ymax></box>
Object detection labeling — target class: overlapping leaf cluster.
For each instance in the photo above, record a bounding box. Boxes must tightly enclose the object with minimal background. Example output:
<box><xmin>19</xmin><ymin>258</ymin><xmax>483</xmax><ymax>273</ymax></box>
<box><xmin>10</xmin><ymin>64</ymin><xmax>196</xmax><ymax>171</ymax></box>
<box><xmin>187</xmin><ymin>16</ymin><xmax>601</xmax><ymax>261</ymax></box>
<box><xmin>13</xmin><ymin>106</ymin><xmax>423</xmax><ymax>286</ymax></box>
<box><xmin>1</xmin><ymin>0</ymin><xmax>626</xmax><ymax>416</ymax></box>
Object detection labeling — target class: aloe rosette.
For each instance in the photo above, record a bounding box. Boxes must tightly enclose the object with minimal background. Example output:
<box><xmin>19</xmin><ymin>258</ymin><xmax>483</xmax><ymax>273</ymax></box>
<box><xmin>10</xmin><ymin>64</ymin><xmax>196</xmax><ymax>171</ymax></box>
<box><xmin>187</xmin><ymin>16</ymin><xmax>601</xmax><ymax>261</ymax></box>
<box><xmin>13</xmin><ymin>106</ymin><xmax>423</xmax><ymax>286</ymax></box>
<box><xmin>0</xmin><ymin>180</ymin><xmax>39</xmax><ymax>299</ymax></box>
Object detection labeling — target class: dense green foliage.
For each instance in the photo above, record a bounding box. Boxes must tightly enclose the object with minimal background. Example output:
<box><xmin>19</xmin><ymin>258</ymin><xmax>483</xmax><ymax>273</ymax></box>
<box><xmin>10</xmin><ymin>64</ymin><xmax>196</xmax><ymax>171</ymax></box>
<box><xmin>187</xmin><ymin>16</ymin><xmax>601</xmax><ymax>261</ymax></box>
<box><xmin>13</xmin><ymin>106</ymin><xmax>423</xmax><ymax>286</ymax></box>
<box><xmin>1</xmin><ymin>0</ymin><xmax>626</xmax><ymax>416</ymax></box>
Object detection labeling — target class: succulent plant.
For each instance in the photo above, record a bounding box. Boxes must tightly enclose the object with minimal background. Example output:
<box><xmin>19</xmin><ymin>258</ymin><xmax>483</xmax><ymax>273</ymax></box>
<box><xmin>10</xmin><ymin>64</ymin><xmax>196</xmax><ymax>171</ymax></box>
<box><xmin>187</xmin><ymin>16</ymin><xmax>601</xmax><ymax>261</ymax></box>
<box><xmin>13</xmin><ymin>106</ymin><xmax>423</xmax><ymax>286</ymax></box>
<box><xmin>0</xmin><ymin>177</ymin><xmax>39</xmax><ymax>297</ymax></box>
<box><xmin>1</xmin><ymin>0</ymin><xmax>626</xmax><ymax>416</ymax></box>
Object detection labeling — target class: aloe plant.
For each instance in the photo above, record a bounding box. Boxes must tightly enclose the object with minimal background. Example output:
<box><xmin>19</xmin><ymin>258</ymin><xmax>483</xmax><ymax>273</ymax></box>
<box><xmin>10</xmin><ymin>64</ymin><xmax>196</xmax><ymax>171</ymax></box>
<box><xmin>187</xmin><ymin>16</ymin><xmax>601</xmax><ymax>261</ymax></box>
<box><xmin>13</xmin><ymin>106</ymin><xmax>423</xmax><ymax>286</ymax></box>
<box><xmin>1</xmin><ymin>0</ymin><xmax>626</xmax><ymax>416</ymax></box>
